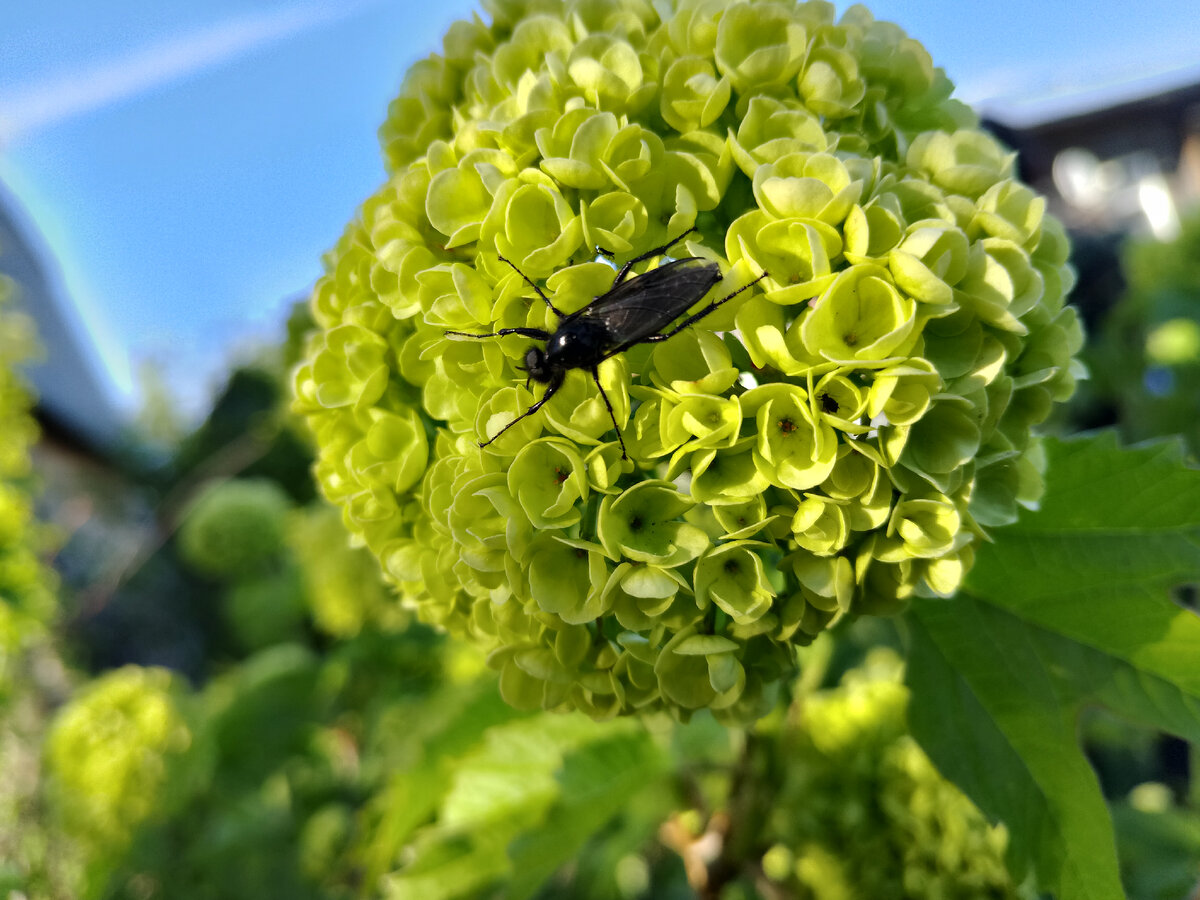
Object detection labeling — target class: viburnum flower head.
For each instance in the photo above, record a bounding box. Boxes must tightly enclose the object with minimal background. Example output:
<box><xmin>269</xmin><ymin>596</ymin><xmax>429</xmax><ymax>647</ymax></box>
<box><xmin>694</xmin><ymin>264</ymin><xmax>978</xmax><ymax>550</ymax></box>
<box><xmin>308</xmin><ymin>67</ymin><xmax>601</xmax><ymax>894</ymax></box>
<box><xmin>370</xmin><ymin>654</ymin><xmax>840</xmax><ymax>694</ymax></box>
<box><xmin>294</xmin><ymin>0</ymin><xmax>1083</xmax><ymax>721</ymax></box>
<box><xmin>176</xmin><ymin>478</ymin><xmax>293</xmax><ymax>579</ymax></box>
<box><xmin>46</xmin><ymin>666</ymin><xmax>194</xmax><ymax>850</ymax></box>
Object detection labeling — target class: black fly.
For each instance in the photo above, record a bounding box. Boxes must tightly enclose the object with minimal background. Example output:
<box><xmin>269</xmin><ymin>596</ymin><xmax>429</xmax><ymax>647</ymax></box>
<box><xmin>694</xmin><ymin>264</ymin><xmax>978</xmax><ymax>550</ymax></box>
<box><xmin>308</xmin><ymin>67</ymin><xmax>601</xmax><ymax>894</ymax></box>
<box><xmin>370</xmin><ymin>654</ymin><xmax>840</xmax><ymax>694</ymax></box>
<box><xmin>446</xmin><ymin>230</ymin><xmax>767</xmax><ymax>459</ymax></box>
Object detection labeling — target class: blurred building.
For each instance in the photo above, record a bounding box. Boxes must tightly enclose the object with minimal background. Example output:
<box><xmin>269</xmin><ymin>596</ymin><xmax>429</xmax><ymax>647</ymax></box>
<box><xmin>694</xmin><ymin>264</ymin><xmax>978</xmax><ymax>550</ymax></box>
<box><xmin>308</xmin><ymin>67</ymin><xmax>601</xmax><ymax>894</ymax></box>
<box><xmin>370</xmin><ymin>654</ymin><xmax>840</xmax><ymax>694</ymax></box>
<box><xmin>0</xmin><ymin>178</ymin><xmax>132</xmax><ymax>451</ymax></box>
<box><xmin>980</xmin><ymin>74</ymin><xmax>1200</xmax><ymax>341</ymax></box>
<box><xmin>984</xmin><ymin>77</ymin><xmax>1200</xmax><ymax>241</ymax></box>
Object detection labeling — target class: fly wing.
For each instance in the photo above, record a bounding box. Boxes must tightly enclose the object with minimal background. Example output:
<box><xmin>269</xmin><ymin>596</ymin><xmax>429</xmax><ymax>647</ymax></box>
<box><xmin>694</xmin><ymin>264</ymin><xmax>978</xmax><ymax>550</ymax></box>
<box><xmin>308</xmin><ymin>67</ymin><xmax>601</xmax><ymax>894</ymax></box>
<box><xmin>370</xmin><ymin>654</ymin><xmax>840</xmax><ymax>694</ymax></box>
<box><xmin>577</xmin><ymin>257</ymin><xmax>723</xmax><ymax>349</ymax></box>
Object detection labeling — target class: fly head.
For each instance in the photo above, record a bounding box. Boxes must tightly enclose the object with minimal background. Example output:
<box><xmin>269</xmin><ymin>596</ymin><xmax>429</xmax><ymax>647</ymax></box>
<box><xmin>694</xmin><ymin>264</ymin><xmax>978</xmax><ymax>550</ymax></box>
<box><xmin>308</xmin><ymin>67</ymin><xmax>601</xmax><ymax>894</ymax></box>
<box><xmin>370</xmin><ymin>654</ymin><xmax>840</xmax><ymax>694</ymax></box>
<box><xmin>524</xmin><ymin>346</ymin><xmax>554</xmax><ymax>383</ymax></box>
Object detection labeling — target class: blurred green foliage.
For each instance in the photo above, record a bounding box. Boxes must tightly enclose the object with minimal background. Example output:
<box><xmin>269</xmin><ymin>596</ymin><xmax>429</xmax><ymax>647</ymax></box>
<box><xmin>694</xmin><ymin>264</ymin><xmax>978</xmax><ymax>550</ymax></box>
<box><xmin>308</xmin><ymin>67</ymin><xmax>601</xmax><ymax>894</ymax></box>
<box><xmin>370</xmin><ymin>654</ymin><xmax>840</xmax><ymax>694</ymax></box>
<box><xmin>1072</xmin><ymin>212</ymin><xmax>1200</xmax><ymax>455</ymax></box>
<box><xmin>47</xmin><ymin>627</ymin><xmax>1045</xmax><ymax>900</ymax></box>
<box><xmin>750</xmin><ymin>650</ymin><xmax>1016</xmax><ymax>899</ymax></box>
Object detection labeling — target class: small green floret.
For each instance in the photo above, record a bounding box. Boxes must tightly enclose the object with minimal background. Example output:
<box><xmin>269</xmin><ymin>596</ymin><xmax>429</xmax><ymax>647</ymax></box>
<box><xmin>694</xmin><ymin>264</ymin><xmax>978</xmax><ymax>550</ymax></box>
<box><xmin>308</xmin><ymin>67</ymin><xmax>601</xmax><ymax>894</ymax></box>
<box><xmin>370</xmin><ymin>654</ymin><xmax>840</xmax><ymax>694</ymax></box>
<box><xmin>295</xmin><ymin>0</ymin><xmax>1083</xmax><ymax>721</ymax></box>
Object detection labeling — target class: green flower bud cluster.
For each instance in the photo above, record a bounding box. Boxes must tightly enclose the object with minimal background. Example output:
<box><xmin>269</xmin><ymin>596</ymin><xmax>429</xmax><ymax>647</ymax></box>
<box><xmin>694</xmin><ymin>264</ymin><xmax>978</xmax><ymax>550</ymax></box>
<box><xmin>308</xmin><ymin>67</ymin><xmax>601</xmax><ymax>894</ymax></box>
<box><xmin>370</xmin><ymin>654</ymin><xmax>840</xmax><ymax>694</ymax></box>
<box><xmin>177</xmin><ymin>478</ymin><xmax>292</xmax><ymax>579</ymax></box>
<box><xmin>760</xmin><ymin>651</ymin><xmax>1017</xmax><ymax>898</ymax></box>
<box><xmin>0</xmin><ymin>275</ymin><xmax>57</xmax><ymax>676</ymax></box>
<box><xmin>294</xmin><ymin>0</ymin><xmax>1082</xmax><ymax>720</ymax></box>
<box><xmin>45</xmin><ymin>666</ymin><xmax>193</xmax><ymax>853</ymax></box>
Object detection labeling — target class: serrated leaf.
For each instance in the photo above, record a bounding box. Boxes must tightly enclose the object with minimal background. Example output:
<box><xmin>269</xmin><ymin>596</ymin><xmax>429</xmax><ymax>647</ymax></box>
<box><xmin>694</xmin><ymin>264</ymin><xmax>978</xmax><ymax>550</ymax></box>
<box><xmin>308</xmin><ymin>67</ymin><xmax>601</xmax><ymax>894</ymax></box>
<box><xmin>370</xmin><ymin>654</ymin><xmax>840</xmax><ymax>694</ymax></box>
<box><xmin>906</xmin><ymin>432</ymin><xmax>1200</xmax><ymax>900</ymax></box>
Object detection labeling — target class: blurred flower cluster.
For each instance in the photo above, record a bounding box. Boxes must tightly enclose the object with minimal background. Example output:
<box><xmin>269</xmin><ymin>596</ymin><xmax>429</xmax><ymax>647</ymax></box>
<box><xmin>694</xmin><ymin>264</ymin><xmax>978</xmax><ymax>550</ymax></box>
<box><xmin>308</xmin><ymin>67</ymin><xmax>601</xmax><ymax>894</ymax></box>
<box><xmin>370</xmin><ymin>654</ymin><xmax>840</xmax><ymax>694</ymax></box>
<box><xmin>177</xmin><ymin>478</ymin><xmax>293</xmax><ymax>579</ymax></box>
<box><xmin>754</xmin><ymin>651</ymin><xmax>1016</xmax><ymax>899</ymax></box>
<box><xmin>175</xmin><ymin>477</ymin><xmax>405</xmax><ymax>649</ymax></box>
<box><xmin>44</xmin><ymin>666</ymin><xmax>195</xmax><ymax>856</ymax></box>
<box><xmin>0</xmin><ymin>276</ymin><xmax>57</xmax><ymax>666</ymax></box>
<box><xmin>294</xmin><ymin>0</ymin><xmax>1083</xmax><ymax>721</ymax></box>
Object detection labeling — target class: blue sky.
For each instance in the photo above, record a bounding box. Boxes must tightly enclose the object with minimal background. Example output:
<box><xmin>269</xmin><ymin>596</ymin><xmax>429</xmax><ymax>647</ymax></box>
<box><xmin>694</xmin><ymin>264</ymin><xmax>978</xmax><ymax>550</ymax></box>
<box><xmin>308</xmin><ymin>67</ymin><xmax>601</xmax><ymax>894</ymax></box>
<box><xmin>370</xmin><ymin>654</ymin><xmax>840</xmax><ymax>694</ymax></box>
<box><xmin>3</xmin><ymin>0</ymin><xmax>1200</xmax><ymax>421</ymax></box>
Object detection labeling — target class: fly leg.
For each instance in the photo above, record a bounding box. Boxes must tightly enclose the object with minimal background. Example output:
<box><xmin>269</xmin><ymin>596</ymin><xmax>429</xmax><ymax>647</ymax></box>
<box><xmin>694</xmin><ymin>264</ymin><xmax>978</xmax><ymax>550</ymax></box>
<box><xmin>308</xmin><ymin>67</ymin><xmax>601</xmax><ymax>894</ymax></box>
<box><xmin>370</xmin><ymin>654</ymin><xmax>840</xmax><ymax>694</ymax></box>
<box><xmin>445</xmin><ymin>327</ymin><xmax>551</xmax><ymax>341</ymax></box>
<box><xmin>478</xmin><ymin>370</ymin><xmax>564</xmax><ymax>449</ymax></box>
<box><xmin>598</xmin><ymin>228</ymin><xmax>698</xmax><ymax>287</ymax></box>
<box><xmin>590</xmin><ymin>366</ymin><xmax>629</xmax><ymax>460</ymax></box>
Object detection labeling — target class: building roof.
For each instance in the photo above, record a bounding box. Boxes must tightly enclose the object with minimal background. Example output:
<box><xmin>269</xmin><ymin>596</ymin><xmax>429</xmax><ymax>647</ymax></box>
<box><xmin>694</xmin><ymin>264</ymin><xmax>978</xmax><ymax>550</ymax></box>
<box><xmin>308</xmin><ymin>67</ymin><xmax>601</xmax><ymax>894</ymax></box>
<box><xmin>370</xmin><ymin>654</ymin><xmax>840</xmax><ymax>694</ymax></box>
<box><xmin>0</xmin><ymin>179</ymin><xmax>132</xmax><ymax>451</ymax></box>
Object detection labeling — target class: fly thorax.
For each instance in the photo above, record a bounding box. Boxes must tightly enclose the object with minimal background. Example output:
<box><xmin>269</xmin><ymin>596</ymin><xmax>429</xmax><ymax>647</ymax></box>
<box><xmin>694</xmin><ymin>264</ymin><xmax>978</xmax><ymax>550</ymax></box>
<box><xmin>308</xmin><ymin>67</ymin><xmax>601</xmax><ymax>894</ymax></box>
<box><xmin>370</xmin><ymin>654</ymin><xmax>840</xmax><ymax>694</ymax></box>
<box><xmin>545</xmin><ymin>331</ymin><xmax>572</xmax><ymax>358</ymax></box>
<box><xmin>546</xmin><ymin>319</ymin><xmax>609</xmax><ymax>368</ymax></box>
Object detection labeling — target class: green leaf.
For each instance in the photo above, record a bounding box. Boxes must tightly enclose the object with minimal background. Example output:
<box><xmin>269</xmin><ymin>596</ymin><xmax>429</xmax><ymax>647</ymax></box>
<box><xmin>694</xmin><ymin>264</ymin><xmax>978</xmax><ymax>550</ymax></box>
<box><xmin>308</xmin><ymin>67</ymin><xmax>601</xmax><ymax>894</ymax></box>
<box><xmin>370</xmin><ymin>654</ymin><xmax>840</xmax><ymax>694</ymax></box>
<box><xmin>381</xmin><ymin>712</ymin><xmax>659</xmax><ymax>900</ymax></box>
<box><xmin>505</xmin><ymin>727</ymin><xmax>668</xmax><ymax>900</ymax></box>
<box><xmin>906</xmin><ymin>432</ymin><xmax>1200</xmax><ymax>900</ymax></box>
<box><xmin>359</xmin><ymin>680</ymin><xmax>521</xmax><ymax>887</ymax></box>
<box><xmin>906</xmin><ymin>597</ymin><xmax>1120</xmax><ymax>899</ymax></box>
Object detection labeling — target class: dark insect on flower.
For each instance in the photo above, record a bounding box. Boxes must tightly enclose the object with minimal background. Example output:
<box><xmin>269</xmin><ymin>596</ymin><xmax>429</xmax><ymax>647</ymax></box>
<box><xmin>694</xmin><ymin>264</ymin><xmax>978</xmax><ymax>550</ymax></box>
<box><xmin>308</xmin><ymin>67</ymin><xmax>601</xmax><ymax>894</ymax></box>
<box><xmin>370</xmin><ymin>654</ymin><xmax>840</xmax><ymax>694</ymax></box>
<box><xmin>447</xmin><ymin>230</ymin><xmax>768</xmax><ymax>459</ymax></box>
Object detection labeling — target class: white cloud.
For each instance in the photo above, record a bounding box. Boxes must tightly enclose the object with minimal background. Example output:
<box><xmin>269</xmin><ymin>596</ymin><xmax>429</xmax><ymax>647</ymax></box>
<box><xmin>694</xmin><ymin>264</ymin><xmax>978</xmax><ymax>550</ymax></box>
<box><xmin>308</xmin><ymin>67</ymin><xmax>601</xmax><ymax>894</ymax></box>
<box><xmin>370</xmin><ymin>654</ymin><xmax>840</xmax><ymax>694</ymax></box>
<box><xmin>0</xmin><ymin>1</ymin><xmax>382</xmax><ymax>145</ymax></box>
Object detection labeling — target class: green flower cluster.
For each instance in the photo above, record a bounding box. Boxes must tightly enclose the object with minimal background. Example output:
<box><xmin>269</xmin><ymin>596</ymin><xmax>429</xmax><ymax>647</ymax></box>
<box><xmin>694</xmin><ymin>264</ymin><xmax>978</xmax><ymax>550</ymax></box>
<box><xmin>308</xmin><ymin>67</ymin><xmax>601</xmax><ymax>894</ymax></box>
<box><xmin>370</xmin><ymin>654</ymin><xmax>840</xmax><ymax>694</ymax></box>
<box><xmin>0</xmin><ymin>275</ymin><xmax>57</xmax><ymax>683</ymax></box>
<box><xmin>177</xmin><ymin>478</ymin><xmax>292</xmax><ymax>579</ymax></box>
<box><xmin>758</xmin><ymin>651</ymin><xmax>1016</xmax><ymax>899</ymax></box>
<box><xmin>45</xmin><ymin>666</ymin><xmax>193</xmax><ymax>854</ymax></box>
<box><xmin>294</xmin><ymin>0</ymin><xmax>1082</xmax><ymax>720</ymax></box>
